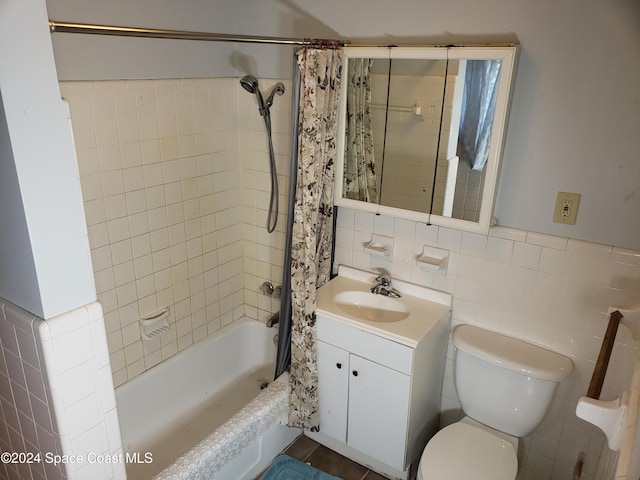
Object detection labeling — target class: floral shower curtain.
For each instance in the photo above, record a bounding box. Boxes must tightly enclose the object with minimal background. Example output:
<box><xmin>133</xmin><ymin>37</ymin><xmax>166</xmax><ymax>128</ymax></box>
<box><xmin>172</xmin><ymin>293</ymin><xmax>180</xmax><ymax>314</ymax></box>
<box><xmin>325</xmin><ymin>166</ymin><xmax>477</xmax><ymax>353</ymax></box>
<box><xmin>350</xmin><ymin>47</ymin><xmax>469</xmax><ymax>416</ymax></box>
<box><xmin>288</xmin><ymin>46</ymin><xmax>343</xmax><ymax>429</ymax></box>
<box><xmin>344</xmin><ymin>58</ymin><xmax>378</xmax><ymax>202</ymax></box>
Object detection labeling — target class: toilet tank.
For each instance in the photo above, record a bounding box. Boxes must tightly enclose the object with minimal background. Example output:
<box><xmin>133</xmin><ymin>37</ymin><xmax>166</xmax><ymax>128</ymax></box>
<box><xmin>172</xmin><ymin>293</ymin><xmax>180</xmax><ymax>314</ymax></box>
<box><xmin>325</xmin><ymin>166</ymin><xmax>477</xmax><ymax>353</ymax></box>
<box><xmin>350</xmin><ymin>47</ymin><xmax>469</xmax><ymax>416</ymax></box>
<box><xmin>453</xmin><ymin>325</ymin><xmax>574</xmax><ymax>437</ymax></box>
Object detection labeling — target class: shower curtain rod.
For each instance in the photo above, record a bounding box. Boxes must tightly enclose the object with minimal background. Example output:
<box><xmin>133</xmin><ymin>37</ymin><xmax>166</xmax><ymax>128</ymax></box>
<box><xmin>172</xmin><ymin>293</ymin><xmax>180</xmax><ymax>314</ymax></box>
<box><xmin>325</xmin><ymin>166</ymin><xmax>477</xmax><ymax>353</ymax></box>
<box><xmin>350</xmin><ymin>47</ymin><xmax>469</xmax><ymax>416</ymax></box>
<box><xmin>49</xmin><ymin>21</ymin><xmax>348</xmax><ymax>46</ymax></box>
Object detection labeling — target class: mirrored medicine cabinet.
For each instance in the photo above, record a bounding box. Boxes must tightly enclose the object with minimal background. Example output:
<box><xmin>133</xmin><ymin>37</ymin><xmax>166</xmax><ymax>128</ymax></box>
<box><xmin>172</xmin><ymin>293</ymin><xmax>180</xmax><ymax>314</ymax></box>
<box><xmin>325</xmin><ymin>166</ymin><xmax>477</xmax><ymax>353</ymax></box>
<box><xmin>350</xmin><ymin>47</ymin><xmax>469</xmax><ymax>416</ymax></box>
<box><xmin>334</xmin><ymin>45</ymin><xmax>518</xmax><ymax>233</ymax></box>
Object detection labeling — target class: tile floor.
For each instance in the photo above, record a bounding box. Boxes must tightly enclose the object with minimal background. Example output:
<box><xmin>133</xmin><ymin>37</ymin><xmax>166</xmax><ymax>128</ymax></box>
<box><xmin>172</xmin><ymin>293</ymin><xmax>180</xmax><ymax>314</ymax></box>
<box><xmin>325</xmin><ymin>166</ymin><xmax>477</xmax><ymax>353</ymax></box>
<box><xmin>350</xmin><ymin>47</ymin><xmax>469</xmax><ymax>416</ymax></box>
<box><xmin>256</xmin><ymin>434</ymin><xmax>391</xmax><ymax>480</ymax></box>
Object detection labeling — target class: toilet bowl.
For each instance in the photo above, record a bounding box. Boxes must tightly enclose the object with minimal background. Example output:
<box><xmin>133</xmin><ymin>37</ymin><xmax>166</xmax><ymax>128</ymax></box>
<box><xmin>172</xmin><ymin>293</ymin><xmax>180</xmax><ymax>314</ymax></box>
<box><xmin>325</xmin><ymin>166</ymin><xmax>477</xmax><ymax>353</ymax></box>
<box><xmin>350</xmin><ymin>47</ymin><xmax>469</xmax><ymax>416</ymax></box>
<box><xmin>417</xmin><ymin>418</ymin><xmax>517</xmax><ymax>480</ymax></box>
<box><xmin>417</xmin><ymin>324</ymin><xmax>574</xmax><ymax>480</ymax></box>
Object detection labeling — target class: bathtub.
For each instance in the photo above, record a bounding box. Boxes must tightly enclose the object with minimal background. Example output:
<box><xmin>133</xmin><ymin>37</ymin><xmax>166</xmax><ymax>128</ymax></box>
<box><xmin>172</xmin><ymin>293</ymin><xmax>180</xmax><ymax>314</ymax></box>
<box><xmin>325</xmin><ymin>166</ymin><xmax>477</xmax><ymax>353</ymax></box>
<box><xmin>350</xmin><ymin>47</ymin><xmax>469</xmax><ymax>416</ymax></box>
<box><xmin>115</xmin><ymin>318</ymin><xmax>301</xmax><ymax>480</ymax></box>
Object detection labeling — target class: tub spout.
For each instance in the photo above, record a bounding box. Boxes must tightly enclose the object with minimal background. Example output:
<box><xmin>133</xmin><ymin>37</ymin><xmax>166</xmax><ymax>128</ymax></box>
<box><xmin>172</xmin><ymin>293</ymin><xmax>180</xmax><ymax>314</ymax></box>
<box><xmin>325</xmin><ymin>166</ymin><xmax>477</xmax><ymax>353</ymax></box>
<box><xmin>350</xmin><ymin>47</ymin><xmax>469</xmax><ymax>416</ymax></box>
<box><xmin>266</xmin><ymin>312</ymin><xmax>280</xmax><ymax>328</ymax></box>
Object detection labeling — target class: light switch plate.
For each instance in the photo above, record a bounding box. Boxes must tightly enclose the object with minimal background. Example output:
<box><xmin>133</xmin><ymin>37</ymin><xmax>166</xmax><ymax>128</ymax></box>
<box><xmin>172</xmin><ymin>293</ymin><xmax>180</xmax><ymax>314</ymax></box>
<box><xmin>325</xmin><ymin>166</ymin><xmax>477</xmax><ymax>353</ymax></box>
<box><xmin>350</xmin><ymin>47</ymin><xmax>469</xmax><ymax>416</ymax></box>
<box><xmin>553</xmin><ymin>192</ymin><xmax>581</xmax><ymax>224</ymax></box>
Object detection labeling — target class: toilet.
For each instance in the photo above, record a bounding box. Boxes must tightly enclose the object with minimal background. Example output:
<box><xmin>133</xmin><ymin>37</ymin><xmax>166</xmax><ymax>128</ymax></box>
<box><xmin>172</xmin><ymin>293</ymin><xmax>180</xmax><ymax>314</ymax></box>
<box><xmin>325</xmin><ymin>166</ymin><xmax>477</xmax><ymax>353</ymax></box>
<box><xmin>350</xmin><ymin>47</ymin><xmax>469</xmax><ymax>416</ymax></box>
<box><xmin>418</xmin><ymin>324</ymin><xmax>574</xmax><ymax>480</ymax></box>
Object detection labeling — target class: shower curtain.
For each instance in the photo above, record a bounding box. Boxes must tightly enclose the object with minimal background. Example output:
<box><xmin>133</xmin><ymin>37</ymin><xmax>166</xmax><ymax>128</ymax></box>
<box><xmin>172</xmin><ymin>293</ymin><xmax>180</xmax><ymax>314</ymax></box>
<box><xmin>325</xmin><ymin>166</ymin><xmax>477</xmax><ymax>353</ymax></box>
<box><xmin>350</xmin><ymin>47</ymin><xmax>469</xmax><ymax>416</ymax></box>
<box><xmin>457</xmin><ymin>59</ymin><xmax>501</xmax><ymax>171</ymax></box>
<box><xmin>344</xmin><ymin>58</ymin><xmax>378</xmax><ymax>202</ymax></box>
<box><xmin>274</xmin><ymin>52</ymin><xmax>302</xmax><ymax>381</ymax></box>
<box><xmin>288</xmin><ymin>46</ymin><xmax>343</xmax><ymax>429</ymax></box>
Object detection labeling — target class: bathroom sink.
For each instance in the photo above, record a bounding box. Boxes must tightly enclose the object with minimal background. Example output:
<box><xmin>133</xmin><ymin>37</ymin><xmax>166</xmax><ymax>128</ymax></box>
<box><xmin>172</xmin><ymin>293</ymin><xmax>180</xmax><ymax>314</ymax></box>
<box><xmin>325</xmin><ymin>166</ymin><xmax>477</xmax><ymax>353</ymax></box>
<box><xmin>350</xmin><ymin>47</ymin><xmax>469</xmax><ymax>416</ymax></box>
<box><xmin>333</xmin><ymin>291</ymin><xmax>409</xmax><ymax>322</ymax></box>
<box><xmin>316</xmin><ymin>266</ymin><xmax>452</xmax><ymax>347</ymax></box>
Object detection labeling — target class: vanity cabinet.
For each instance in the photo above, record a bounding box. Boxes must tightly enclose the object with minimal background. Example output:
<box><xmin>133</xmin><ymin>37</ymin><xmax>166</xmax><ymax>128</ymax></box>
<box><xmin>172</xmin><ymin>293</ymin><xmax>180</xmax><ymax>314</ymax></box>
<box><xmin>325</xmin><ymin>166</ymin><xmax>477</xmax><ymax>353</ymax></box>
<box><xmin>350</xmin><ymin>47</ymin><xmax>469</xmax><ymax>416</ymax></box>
<box><xmin>311</xmin><ymin>311</ymin><xmax>449</xmax><ymax>478</ymax></box>
<box><xmin>317</xmin><ymin>340</ymin><xmax>411</xmax><ymax>469</ymax></box>
<box><xmin>310</xmin><ymin>265</ymin><xmax>452</xmax><ymax>479</ymax></box>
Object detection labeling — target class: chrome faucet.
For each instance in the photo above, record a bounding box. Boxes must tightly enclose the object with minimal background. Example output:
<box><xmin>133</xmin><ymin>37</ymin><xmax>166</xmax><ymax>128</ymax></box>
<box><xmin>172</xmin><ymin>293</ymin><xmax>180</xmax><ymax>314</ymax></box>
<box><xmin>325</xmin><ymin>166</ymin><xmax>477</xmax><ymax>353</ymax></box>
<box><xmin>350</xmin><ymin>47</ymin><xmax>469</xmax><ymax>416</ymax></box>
<box><xmin>266</xmin><ymin>312</ymin><xmax>280</xmax><ymax>328</ymax></box>
<box><xmin>371</xmin><ymin>268</ymin><xmax>402</xmax><ymax>298</ymax></box>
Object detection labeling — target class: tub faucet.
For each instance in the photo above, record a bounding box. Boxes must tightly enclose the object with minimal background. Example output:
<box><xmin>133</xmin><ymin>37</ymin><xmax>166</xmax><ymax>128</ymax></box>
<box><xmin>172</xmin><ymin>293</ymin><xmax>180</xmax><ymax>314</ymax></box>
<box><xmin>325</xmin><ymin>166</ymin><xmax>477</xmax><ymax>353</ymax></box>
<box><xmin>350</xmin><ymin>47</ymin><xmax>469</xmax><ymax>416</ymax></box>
<box><xmin>266</xmin><ymin>312</ymin><xmax>280</xmax><ymax>328</ymax></box>
<box><xmin>371</xmin><ymin>268</ymin><xmax>401</xmax><ymax>298</ymax></box>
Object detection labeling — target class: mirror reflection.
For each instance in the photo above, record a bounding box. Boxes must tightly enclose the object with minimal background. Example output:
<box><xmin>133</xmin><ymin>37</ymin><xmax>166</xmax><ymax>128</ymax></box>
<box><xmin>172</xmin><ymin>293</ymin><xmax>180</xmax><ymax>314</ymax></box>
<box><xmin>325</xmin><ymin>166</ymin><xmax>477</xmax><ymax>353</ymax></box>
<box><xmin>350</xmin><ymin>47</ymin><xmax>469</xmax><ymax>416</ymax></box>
<box><xmin>337</xmin><ymin>46</ymin><xmax>517</xmax><ymax>233</ymax></box>
<box><xmin>379</xmin><ymin>59</ymin><xmax>447</xmax><ymax>214</ymax></box>
<box><xmin>433</xmin><ymin>58</ymin><xmax>502</xmax><ymax>222</ymax></box>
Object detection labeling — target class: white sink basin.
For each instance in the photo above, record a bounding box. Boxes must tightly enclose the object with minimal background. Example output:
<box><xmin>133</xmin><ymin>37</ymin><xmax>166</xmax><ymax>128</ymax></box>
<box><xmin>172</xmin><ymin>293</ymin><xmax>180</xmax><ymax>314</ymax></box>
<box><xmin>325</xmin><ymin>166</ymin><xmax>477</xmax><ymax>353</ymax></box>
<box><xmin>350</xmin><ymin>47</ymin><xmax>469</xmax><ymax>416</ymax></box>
<box><xmin>334</xmin><ymin>291</ymin><xmax>410</xmax><ymax>323</ymax></box>
<box><xmin>317</xmin><ymin>266</ymin><xmax>452</xmax><ymax>347</ymax></box>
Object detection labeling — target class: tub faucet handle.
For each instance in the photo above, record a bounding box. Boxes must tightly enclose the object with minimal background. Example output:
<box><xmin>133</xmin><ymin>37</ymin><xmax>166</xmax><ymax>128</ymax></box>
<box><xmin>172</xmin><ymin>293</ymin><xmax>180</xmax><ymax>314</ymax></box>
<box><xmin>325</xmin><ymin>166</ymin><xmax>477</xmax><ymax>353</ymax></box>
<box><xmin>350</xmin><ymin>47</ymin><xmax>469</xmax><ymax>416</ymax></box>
<box><xmin>260</xmin><ymin>281</ymin><xmax>274</xmax><ymax>296</ymax></box>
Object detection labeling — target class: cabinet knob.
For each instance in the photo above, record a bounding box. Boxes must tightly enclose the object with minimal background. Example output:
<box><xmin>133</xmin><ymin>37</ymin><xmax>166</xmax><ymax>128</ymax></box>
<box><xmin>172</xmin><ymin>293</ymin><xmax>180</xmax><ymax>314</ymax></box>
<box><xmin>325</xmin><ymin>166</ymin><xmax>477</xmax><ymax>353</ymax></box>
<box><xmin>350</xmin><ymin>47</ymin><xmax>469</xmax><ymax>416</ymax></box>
<box><xmin>352</xmin><ymin>370</ymin><xmax>358</xmax><ymax>376</ymax></box>
<box><xmin>336</xmin><ymin>363</ymin><xmax>342</xmax><ymax>369</ymax></box>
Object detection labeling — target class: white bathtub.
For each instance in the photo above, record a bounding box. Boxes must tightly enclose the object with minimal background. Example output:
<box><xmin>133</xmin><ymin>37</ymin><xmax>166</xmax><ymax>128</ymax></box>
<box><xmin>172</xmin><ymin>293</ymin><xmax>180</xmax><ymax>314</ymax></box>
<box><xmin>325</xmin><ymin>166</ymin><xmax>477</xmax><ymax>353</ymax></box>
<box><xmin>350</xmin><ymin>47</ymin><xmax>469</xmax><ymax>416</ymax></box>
<box><xmin>115</xmin><ymin>318</ymin><xmax>300</xmax><ymax>480</ymax></box>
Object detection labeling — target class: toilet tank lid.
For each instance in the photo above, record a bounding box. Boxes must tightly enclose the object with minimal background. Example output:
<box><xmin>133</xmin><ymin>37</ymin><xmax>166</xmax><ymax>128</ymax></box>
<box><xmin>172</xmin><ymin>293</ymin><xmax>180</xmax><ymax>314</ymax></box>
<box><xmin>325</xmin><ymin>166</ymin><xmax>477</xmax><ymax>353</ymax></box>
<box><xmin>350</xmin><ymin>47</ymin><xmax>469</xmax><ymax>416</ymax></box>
<box><xmin>453</xmin><ymin>325</ymin><xmax>574</xmax><ymax>381</ymax></box>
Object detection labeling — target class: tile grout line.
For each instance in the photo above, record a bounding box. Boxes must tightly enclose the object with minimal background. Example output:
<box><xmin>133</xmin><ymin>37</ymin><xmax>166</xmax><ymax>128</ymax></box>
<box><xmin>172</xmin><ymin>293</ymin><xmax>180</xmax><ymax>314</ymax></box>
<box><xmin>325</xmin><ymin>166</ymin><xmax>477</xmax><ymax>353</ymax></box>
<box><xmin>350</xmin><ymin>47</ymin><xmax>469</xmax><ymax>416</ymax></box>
<box><xmin>301</xmin><ymin>442</ymin><xmax>320</xmax><ymax>464</ymax></box>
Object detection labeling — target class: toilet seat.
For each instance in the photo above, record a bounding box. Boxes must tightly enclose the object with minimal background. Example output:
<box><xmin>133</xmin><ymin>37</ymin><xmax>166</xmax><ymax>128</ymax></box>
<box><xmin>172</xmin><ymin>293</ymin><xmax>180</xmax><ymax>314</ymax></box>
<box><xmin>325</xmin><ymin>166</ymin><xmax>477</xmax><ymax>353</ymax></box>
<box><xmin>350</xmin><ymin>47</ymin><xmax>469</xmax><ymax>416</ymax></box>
<box><xmin>418</xmin><ymin>422</ymin><xmax>518</xmax><ymax>480</ymax></box>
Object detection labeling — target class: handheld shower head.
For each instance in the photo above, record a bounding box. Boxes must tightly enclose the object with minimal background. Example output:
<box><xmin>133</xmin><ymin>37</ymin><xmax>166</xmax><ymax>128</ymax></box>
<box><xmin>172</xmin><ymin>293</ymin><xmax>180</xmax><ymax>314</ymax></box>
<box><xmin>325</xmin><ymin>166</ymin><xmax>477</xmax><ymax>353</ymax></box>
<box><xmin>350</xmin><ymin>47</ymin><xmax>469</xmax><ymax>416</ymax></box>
<box><xmin>240</xmin><ymin>75</ymin><xmax>266</xmax><ymax>114</ymax></box>
<box><xmin>239</xmin><ymin>75</ymin><xmax>283</xmax><ymax>233</ymax></box>
<box><xmin>240</xmin><ymin>75</ymin><xmax>259</xmax><ymax>94</ymax></box>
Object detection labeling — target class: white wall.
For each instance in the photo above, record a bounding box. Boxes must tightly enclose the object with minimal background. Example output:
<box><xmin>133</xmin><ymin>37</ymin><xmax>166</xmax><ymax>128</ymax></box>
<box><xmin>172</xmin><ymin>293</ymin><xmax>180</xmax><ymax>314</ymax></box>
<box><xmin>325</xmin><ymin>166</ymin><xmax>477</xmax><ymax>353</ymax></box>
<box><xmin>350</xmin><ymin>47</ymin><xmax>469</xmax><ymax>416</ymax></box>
<box><xmin>0</xmin><ymin>96</ymin><xmax>42</xmax><ymax>314</ymax></box>
<box><xmin>233</xmin><ymin>0</ymin><xmax>640</xmax><ymax>249</ymax></box>
<box><xmin>47</xmin><ymin>0</ymin><xmax>640</xmax><ymax>250</ymax></box>
<box><xmin>0</xmin><ymin>0</ymin><xmax>96</xmax><ymax>318</ymax></box>
<box><xmin>48</xmin><ymin>0</ymin><xmax>243</xmax><ymax>80</ymax></box>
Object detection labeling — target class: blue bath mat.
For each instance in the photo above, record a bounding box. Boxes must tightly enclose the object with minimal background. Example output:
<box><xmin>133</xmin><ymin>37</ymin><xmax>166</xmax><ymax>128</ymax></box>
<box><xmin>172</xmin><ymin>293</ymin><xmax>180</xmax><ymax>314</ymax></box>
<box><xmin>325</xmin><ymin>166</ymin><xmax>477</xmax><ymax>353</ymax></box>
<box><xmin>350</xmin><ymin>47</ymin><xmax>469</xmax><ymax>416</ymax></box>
<box><xmin>260</xmin><ymin>454</ymin><xmax>342</xmax><ymax>480</ymax></box>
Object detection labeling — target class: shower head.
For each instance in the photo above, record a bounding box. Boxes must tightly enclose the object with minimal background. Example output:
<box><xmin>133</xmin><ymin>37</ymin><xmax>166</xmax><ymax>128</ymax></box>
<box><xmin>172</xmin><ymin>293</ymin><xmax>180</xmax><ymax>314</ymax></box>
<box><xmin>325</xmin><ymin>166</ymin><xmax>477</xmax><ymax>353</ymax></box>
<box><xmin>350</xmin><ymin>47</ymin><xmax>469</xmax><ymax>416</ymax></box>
<box><xmin>240</xmin><ymin>74</ymin><xmax>259</xmax><ymax>94</ymax></box>
<box><xmin>240</xmin><ymin>74</ymin><xmax>266</xmax><ymax>114</ymax></box>
<box><xmin>239</xmin><ymin>76</ymin><xmax>282</xmax><ymax>234</ymax></box>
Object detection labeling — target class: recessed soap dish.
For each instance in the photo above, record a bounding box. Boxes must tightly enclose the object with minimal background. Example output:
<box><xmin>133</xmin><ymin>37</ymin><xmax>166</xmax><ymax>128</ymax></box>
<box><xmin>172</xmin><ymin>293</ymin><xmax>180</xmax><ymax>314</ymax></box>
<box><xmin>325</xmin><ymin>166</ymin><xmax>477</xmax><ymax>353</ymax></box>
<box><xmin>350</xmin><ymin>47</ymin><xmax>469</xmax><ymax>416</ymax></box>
<box><xmin>140</xmin><ymin>307</ymin><xmax>171</xmax><ymax>340</ymax></box>
<box><xmin>364</xmin><ymin>234</ymin><xmax>394</xmax><ymax>259</ymax></box>
<box><xmin>416</xmin><ymin>245</ymin><xmax>449</xmax><ymax>274</ymax></box>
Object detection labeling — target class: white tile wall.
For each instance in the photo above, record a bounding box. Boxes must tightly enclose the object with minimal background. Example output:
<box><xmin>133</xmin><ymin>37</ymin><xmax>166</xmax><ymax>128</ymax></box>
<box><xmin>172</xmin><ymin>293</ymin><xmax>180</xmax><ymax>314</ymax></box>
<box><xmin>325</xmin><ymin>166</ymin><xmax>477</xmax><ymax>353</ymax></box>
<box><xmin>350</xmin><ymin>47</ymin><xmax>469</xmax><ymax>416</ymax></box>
<box><xmin>614</xmin><ymin>347</ymin><xmax>640</xmax><ymax>480</ymax></box>
<box><xmin>36</xmin><ymin>302</ymin><xmax>124</xmax><ymax>480</ymax></box>
<box><xmin>0</xmin><ymin>299</ymin><xmax>62</xmax><ymax>480</ymax></box>
<box><xmin>0</xmin><ymin>298</ymin><xmax>123</xmax><ymax>480</ymax></box>
<box><xmin>61</xmin><ymin>77</ymin><xmax>291</xmax><ymax>387</ymax></box>
<box><xmin>334</xmin><ymin>207</ymin><xmax>640</xmax><ymax>480</ymax></box>
<box><xmin>61</xmin><ymin>78</ymin><xmax>244</xmax><ymax>387</ymax></box>
<box><xmin>452</xmin><ymin>160</ymin><xmax>484</xmax><ymax>222</ymax></box>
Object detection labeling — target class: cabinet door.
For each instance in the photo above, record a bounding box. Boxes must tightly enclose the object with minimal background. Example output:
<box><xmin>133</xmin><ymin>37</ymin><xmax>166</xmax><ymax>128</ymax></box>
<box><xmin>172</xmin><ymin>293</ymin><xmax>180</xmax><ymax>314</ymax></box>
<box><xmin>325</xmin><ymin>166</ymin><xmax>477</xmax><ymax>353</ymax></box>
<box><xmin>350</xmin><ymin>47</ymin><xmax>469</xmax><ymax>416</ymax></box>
<box><xmin>347</xmin><ymin>354</ymin><xmax>411</xmax><ymax>470</ymax></box>
<box><xmin>317</xmin><ymin>341</ymin><xmax>350</xmax><ymax>442</ymax></box>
